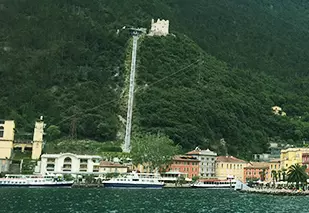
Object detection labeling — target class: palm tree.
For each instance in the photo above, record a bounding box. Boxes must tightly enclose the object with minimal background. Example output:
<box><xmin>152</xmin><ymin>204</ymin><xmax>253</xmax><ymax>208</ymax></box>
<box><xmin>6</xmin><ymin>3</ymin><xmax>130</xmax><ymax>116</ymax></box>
<box><xmin>278</xmin><ymin>170</ymin><xmax>282</xmax><ymax>181</ymax></box>
<box><xmin>259</xmin><ymin>169</ymin><xmax>266</xmax><ymax>181</ymax></box>
<box><xmin>282</xmin><ymin>169</ymin><xmax>287</xmax><ymax>181</ymax></box>
<box><xmin>271</xmin><ymin>170</ymin><xmax>277</xmax><ymax>186</ymax></box>
<box><xmin>287</xmin><ymin>164</ymin><xmax>308</xmax><ymax>189</ymax></box>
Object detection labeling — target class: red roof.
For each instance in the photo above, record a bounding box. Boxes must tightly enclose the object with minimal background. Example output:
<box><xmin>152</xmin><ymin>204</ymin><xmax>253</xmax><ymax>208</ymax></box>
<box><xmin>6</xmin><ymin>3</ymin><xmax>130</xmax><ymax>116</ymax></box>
<box><xmin>269</xmin><ymin>158</ymin><xmax>281</xmax><ymax>163</ymax></box>
<box><xmin>216</xmin><ymin>156</ymin><xmax>247</xmax><ymax>163</ymax></box>
<box><xmin>173</xmin><ymin>155</ymin><xmax>199</xmax><ymax>162</ymax></box>
<box><xmin>186</xmin><ymin>150</ymin><xmax>200</xmax><ymax>155</ymax></box>
<box><xmin>99</xmin><ymin>161</ymin><xmax>128</xmax><ymax>168</ymax></box>
<box><xmin>244</xmin><ymin>162</ymin><xmax>269</xmax><ymax>169</ymax></box>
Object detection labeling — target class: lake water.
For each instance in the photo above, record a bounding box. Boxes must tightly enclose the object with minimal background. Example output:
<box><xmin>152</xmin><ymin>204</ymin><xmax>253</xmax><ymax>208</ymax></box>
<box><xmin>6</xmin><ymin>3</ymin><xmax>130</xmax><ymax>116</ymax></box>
<box><xmin>0</xmin><ymin>188</ymin><xmax>308</xmax><ymax>213</ymax></box>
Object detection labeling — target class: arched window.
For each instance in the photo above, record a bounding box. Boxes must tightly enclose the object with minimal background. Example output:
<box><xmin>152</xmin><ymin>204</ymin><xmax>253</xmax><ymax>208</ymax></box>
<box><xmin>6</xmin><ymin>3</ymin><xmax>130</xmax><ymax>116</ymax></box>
<box><xmin>64</xmin><ymin>157</ymin><xmax>72</xmax><ymax>163</ymax></box>
<box><xmin>0</xmin><ymin>126</ymin><xmax>4</xmax><ymax>138</ymax></box>
<box><xmin>63</xmin><ymin>157</ymin><xmax>72</xmax><ymax>172</ymax></box>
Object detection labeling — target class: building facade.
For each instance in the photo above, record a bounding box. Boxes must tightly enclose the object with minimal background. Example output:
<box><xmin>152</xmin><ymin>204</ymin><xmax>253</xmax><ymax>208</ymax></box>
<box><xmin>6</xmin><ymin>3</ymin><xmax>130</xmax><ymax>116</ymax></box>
<box><xmin>31</xmin><ymin>119</ymin><xmax>45</xmax><ymax>159</ymax></box>
<box><xmin>165</xmin><ymin>155</ymin><xmax>199</xmax><ymax>179</ymax></box>
<box><xmin>0</xmin><ymin>120</ymin><xmax>15</xmax><ymax>159</ymax></box>
<box><xmin>133</xmin><ymin>163</ymin><xmax>155</xmax><ymax>173</ymax></box>
<box><xmin>148</xmin><ymin>18</ymin><xmax>169</xmax><ymax>36</ymax></box>
<box><xmin>216</xmin><ymin>156</ymin><xmax>247</xmax><ymax>181</ymax></box>
<box><xmin>186</xmin><ymin>147</ymin><xmax>217</xmax><ymax>178</ymax></box>
<box><xmin>269</xmin><ymin>159</ymin><xmax>281</xmax><ymax>173</ymax></box>
<box><xmin>99</xmin><ymin>161</ymin><xmax>128</xmax><ymax>174</ymax></box>
<box><xmin>253</xmin><ymin>143</ymin><xmax>284</xmax><ymax>162</ymax></box>
<box><xmin>302</xmin><ymin>153</ymin><xmax>309</xmax><ymax>174</ymax></box>
<box><xmin>40</xmin><ymin>153</ymin><xmax>102</xmax><ymax>174</ymax></box>
<box><xmin>244</xmin><ymin>162</ymin><xmax>270</xmax><ymax>182</ymax></box>
<box><xmin>280</xmin><ymin>148</ymin><xmax>309</xmax><ymax>169</ymax></box>
<box><xmin>0</xmin><ymin>118</ymin><xmax>45</xmax><ymax>161</ymax></box>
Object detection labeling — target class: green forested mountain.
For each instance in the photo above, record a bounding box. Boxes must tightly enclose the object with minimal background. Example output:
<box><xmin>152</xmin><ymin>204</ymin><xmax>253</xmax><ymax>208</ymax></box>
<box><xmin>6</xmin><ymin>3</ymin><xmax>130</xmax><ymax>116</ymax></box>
<box><xmin>1</xmin><ymin>0</ymin><xmax>309</xmax><ymax>158</ymax></box>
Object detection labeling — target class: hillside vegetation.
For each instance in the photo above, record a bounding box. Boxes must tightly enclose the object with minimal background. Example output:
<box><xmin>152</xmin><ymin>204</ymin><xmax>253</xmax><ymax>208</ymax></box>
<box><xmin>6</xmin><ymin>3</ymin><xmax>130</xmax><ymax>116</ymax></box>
<box><xmin>1</xmin><ymin>0</ymin><xmax>309</xmax><ymax>158</ymax></box>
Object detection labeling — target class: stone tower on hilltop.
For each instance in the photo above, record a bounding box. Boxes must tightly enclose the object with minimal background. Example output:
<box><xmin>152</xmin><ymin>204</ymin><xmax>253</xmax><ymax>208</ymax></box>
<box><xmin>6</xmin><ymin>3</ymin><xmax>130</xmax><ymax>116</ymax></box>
<box><xmin>148</xmin><ymin>18</ymin><xmax>169</xmax><ymax>36</ymax></box>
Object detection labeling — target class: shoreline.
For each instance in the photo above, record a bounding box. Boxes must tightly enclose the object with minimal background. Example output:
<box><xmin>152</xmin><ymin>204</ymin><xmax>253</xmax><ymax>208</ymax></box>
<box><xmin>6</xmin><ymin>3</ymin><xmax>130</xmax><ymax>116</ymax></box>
<box><xmin>239</xmin><ymin>188</ymin><xmax>309</xmax><ymax>196</ymax></box>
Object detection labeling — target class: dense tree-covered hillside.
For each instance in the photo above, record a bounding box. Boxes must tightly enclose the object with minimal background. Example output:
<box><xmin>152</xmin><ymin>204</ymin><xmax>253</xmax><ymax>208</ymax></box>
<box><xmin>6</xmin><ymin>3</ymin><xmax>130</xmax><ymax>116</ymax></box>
<box><xmin>1</xmin><ymin>0</ymin><xmax>309</xmax><ymax>157</ymax></box>
<box><xmin>135</xmin><ymin>35</ymin><xmax>304</xmax><ymax>158</ymax></box>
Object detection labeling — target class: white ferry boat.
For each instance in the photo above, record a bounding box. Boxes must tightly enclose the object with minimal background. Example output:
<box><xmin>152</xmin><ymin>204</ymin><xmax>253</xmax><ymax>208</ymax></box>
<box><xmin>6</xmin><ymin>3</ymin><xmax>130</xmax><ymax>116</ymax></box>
<box><xmin>102</xmin><ymin>171</ymin><xmax>164</xmax><ymax>189</ymax></box>
<box><xmin>0</xmin><ymin>174</ymin><xmax>74</xmax><ymax>187</ymax></box>
<box><xmin>191</xmin><ymin>179</ymin><xmax>236</xmax><ymax>188</ymax></box>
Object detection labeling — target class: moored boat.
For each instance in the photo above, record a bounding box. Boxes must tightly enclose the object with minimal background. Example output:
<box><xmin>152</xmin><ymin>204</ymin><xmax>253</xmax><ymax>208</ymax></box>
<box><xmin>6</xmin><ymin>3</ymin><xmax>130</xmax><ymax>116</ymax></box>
<box><xmin>191</xmin><ymin>179</ymin><xmax>236</xmax><ymax>188</ymax></box>
<box><xmin>102</xmin><ymin>171</ymin><xmax>164</xmax><ymax>189</ymax></box>
<box><xmin>0</xmin><ymin>174</ymin><xmax>74</xmax><ymax>187</ymax></box>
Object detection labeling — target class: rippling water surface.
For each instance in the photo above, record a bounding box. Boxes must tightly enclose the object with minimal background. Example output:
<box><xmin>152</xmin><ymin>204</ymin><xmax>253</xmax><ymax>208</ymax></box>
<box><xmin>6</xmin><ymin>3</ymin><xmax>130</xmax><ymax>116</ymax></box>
<box><xmin>0</xmin><ymin>188</ymin><xmax>308</xmax><ymax>213</ymax></box>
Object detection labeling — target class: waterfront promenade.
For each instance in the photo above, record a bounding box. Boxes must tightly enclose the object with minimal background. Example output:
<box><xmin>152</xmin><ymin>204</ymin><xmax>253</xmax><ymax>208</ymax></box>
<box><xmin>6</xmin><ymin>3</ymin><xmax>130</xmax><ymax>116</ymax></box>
<box><xmin>240</xmin><ymin>188</ymin><xmax>309</xmax><ymax>196</ymax></box>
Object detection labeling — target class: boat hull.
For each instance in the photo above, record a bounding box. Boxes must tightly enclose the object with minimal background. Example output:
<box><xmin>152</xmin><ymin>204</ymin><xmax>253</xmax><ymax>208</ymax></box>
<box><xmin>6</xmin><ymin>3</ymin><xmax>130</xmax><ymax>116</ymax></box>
<box><xmin>103</xmin><ymin>182</ymin><xmax>164</xmax><ymax>189</ymax></box>
<box><xmin>0</xmin><ymin>182</ymin><xmax>74</xmax><ymax>188</ymax></box>
<box><xmin>191</xmin><ymin>185</ymin><xmax>235</xmax><ymax>189</ymax></box>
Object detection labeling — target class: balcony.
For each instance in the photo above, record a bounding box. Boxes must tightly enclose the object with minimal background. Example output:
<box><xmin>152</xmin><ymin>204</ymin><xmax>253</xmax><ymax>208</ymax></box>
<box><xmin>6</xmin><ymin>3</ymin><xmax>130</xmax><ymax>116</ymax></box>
<box><xmin>63</xmin><ymin>162</ymin><xmax>72</xmax><ymax>165</ymax></box>
<box><xmin>62</xmin><ymin>166</ymin><xmax>72</xmax><ymax>171</ymax></box>
<box><xmin>46</xmin><ymin>167</ymin><xmax>54</xmax><ymax>171</ymax></box>
<box><xmin>80</xmin><ymin>159</ymin><xmax>88</xmax><ymax>164</ymax></box>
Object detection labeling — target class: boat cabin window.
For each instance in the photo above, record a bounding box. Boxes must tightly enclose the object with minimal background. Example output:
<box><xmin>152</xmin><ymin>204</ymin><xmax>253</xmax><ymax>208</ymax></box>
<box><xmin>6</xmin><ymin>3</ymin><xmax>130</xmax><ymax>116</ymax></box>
<box><xmin>132</xmin><ymin>179</ymin><xmax>139</xmax><ymax>181</ymax></box>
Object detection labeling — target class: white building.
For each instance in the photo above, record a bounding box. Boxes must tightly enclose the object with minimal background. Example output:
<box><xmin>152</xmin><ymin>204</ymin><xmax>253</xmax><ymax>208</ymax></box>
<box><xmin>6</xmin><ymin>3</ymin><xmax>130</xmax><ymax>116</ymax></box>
<box><xmin>186</xmin><ymin>147</ymin><xmax>217</xmax><ymax>178</ymax></box>
<box><xmin>148</xmin><ymin>18</ymin><xmax>169</xmax><ymax>36</ymax></box>
<box><xmin>40</xmin><ymin>153</ymin><xmax>102</xmax><ymax>174</ymax></box>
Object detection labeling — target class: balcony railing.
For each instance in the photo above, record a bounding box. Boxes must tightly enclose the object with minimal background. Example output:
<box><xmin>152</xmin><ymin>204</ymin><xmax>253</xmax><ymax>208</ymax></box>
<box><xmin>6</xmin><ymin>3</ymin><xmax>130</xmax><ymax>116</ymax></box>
<box><xmin>63</xmin><ymin>162</ymin><xmax>72</xmax><ymax>165</ymax></box>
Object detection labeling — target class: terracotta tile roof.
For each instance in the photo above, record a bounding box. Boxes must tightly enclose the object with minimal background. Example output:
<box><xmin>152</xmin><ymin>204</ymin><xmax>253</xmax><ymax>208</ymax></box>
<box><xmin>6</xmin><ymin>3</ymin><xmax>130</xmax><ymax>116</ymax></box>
<box><xmin>269</xmin><ymin>158</ymin><xmax>281</xmax><ymax>163</ymax></box>
<box><xmin>186</xmin><ymin>150</ymin><xmax>200</xmax><ymax>155</ymax></box>
<box><xmin>99</xmin><ymin>161</ymin><xmax>128</xmax><ymax>168</ymax></box>
<box><xmin>173</xmin><ymin>155</ymin><xmax>199</xmax><ymax>162</ymax></box>
<box><xmin>216</xmin><ymin>156</ymin><xmax>247</xmax><ymax>163</ymax></box>
<box><xmin>244</xmin><ymin>162</ymin><xmax>269</xmax><ymax>169</ymax></box>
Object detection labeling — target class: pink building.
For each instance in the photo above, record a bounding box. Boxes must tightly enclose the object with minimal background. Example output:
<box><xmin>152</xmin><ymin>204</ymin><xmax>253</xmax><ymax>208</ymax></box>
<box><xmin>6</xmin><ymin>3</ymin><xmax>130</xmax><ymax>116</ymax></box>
<box><xmin>165</xmin><ymin>155</ymin><xmax>200</xmax><ymax>179</ymax></box>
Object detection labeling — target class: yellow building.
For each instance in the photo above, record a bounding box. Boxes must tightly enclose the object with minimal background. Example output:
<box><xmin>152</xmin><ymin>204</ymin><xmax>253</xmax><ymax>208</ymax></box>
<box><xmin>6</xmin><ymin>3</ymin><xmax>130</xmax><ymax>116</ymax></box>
<box><xmin>99</xmin><ymin>161</ymin><xmax>128</xmax><ymax>174</ymax></box>
<box><xmin>31</xmin><ymin>119</ymin><xmax>45</xmax><ymax>160</ymax></box>
<box><xmin>215</xmin><ymin>156</ymin><xmax>247</xmax><ymax>181</ymax></box>
<box><xmin>280</xmin><ymin>148</ymin><xmax>309</xmax><ymax>169</ymax></box>
<box><xmin>0</xmin><ymin>118</ymin><xmax>45</xmax><ymax>161</ymax></box>
<box><xmin>269</xmin><ymin>159</ymin><xmax>281</xmax><ymax>173</ymax></box>
<box><xmin>0</xmin><ymin>120</ymin><xmax>15</xmax><ymax>159</ymax></box>
<box><xmin>132</xmin><ymin>163</ymin><xmax>155</xmax><ymax>173</ymax></box>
